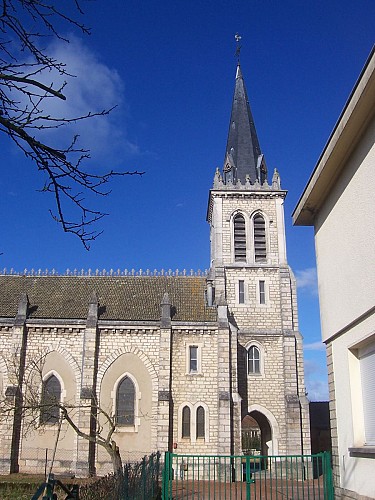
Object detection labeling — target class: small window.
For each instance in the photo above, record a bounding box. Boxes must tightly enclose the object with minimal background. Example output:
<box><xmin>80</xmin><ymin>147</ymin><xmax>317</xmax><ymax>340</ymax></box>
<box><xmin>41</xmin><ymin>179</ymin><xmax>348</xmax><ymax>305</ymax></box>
<box><xmin>116</xmin><ymin>376</ymin><xmax>135</xmax><ymax>426</ymax></box>
<box><xmin>189</xmin><ymin>346</ymin><xmax>198</xmax><ymax>373</ymax></box>
<box><xmin>259</xmin><ymin>280</ymin><xmax>266</xmax><ymax>305</ymax></box>
<box><xmin>248</xmin><ymin>346</ymin><xmax>261</xmax><ymax>374</ymax></box>
<box><xmin>196</xmin><ymin>406</ymin><xmax>205</xmax><ymax>438</ymax></box>
<box><xmin>234</xmin><ymin>214</ymin><xmax>246</xmax><ymax>262</ymax></box>
<box><xmin>40</xmin><ymin>374</ymin><xmax>61</xmax><ymax>425</ymax></box>
<box><xmin>182</xmin><ymin>406</ymin><xmax>191</xmax><ymax>438</ymax></box>
<box><xmin>253</xmin><ymin>214</ymin><xmax>266</xmax><ymax>262</ymax></box>
<box><xmin>359</xmin><ymin>344</ymin><xmax>375</xmax><ymax>445</ymax></box>
<box><xmin>239</xmin><ymin>280</ymin><xmax>245</xmax><ymax>304</ymax></box>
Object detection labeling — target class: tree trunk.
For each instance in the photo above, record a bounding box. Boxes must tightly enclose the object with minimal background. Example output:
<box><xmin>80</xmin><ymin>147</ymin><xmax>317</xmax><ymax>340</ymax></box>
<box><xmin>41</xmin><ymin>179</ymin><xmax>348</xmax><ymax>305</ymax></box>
<box><xmin>108</xmin><ymin>440</ymin><xmax>122</xmax><ymax>474</ymax></box>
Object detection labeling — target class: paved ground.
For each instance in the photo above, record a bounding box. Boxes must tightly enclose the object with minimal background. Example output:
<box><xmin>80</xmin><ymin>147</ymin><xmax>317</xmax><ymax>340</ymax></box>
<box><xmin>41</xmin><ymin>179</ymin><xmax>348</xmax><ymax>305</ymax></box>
<box><xmin>168</xmin><ymin>477</ymin><xmax>326</xmax><ymax>499</ymax></box>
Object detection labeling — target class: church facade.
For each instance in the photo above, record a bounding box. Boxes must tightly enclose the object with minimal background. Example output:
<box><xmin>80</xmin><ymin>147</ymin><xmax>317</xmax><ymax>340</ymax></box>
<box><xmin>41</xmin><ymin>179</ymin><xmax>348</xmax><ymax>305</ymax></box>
<box><xmin>0</xmin><ymin>62</ymin><xmax>310</xmax><ymax>476</ymax></box>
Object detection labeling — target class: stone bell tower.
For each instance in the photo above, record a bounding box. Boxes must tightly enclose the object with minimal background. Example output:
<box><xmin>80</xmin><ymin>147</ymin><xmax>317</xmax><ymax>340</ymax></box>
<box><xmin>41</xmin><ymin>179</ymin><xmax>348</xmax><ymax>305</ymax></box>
<box><xmin>207</xmin><ymin>61</ymin><xmax>311</xmax><ymax>456</ymax></box>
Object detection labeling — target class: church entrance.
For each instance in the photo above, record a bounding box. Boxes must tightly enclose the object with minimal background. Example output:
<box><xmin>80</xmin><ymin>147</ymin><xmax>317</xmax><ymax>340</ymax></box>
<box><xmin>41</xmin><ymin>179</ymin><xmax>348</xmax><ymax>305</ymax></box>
<box><xmin>241</xmin><ymin>411</ymin><xmax>272</xmax><ymax>457</ymax></box>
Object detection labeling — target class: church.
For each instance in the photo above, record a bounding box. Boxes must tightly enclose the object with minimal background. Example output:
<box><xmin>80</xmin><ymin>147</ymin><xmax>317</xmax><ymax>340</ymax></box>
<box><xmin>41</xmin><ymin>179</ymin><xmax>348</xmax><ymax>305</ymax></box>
<box><xmin>0</xmin><ymin>60</ymin><xmax>311</xmax><ymax>476</ymax></box>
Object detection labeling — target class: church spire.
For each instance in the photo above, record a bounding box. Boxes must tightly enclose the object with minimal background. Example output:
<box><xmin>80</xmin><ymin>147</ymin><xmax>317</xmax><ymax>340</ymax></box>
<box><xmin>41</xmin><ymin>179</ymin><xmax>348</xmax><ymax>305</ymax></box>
<box><xmin>223</xmin><ymin>58</ymin><xmax>266</xmax><ymax>185</ymax></box>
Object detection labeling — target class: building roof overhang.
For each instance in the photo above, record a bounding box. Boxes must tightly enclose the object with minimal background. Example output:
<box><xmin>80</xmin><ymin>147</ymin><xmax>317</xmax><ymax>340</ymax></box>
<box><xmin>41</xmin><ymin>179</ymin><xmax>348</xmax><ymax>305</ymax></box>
<box><xmin>293</xmin><ymin>46</ymin><xmax>375</xmax><ymax>226</ymax></box>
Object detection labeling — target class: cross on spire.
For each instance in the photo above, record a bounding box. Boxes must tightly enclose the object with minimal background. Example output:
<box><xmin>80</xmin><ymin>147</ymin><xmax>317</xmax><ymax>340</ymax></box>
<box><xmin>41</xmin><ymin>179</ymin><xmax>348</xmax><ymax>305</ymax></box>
<box><xmin>235</xmin><ymin>33</ymin><xmax>242</xmax><ymax>63</ymax></box>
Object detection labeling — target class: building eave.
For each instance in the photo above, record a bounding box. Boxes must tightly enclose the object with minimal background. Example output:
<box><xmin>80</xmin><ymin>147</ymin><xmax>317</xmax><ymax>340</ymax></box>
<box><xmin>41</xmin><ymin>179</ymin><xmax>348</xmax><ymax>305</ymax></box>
<box><xmin>293</xmin><ymin>46</ymin><xmax>375</xmax><ymax>226</ymax></box>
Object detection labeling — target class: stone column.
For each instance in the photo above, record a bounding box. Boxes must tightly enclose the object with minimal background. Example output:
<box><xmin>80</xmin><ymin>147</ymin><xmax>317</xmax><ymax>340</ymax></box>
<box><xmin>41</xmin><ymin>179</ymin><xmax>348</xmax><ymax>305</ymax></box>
<box><xmin>229</xmin><ymin>322</ymin><xmax>242</xmax><ymax>455</ymax></box>
<box><xmin>75</xmin><ymin>291</ymin><xmax>99</xmax><ymax>476</ymax></box>
<box><xmin>8</xmin><ymin>293</ymin><xmax>29</xmax><ymax>473</ymax></box>
<box><xmin>156</xmin><ymin>293</ymin><xmax>173</xmax><ymax>452</ymax></box>
<box><xmin>217</xmin><ymin>299</ymin><xmax>232</xmax><ymax>455</ymax></box>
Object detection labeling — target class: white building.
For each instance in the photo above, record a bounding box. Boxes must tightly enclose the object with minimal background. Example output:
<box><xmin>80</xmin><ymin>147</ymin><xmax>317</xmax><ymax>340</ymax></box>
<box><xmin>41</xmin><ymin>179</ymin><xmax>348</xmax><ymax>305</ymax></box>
<box><xmin>293</xmin><ymin>47</ymin><xmax>375</xmax><ymax>499</ymax></box>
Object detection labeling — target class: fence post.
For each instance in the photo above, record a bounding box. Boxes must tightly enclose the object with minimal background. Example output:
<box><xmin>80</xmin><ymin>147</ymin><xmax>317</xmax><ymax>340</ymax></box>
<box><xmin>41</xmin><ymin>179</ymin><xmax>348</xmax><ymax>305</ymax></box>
<box><xmin>142</xmin><ymin>456</ymin><xmax>147</xmax><ymax>499</ymax></box>
<box><xmin>322</xmin><ymin>451</ymin><xmax>334</xmax><ymax>500</ymax></box>
<box><xmin>155</xmin><ymin>451</ymin><xmax>161</xmax><ymax>498</ymax></box>
<box><xmin>246</xmin><ymin>455</ymin><xmax>251</xmax><ymax>500</ymax></box>
<box><xmin>162</xmin><ymin>451</ymin><xmax>171</xmax><ymax>500</ymax></box>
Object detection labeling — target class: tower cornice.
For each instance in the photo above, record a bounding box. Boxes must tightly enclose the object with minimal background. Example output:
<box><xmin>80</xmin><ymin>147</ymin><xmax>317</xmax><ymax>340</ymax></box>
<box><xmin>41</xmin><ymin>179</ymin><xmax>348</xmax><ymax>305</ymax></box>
<box><xmin>206</xmin><ymin>188</ymin><xmax>287</xmax><ymax>223</ymax></box>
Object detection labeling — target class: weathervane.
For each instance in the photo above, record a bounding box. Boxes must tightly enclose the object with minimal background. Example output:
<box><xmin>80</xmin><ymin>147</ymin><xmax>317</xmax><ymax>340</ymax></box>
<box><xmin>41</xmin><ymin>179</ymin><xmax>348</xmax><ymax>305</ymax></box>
<box><xmin>235</xmin><ymin>33</ymin><xmax>242</xmax><ymax>63</ymax></box>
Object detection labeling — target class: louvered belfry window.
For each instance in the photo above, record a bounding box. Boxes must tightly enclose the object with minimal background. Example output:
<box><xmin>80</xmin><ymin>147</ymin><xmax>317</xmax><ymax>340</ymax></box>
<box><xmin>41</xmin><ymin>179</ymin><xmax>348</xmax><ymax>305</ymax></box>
<box><xmin>234</xmin><ymin>214</ymin><xmax>246</xmax><ymax>261</ymax></box>
<box><xmin>253</xmin><ymin>214</ymin><xmax>266</xmax><ymax>262</ymax></box>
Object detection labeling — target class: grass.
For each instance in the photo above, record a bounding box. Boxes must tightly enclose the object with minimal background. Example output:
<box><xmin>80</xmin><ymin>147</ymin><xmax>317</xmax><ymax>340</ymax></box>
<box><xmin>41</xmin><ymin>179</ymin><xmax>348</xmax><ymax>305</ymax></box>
<box><xmin>0</xmin><ymin>473</ymin><xmax>87</xmax><ymax>499</ymax></box>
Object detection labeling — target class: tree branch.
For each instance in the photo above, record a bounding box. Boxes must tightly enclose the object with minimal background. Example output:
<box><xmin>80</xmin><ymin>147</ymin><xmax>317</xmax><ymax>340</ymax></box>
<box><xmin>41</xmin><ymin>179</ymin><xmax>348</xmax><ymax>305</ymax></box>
<box><xmin>1</xmin><ymin>0</ymin><xmax>144</xmax><ymax>248</ymax></box>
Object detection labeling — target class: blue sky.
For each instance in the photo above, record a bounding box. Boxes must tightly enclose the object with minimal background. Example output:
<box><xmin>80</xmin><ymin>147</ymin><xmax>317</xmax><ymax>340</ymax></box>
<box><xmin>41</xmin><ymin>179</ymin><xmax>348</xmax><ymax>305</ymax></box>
<box><xmin>1</xmin><ymin>1</ymin><xmax>374</xmax><ymax>400</ymax></box>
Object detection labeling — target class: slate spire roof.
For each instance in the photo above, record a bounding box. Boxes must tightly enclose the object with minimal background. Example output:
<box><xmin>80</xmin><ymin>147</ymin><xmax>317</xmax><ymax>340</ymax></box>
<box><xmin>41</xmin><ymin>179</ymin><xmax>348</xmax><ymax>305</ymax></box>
<box><xmin>224</xmin><ymin>63</ymin><xmax>264</xmax><ymax>184</ymax></box>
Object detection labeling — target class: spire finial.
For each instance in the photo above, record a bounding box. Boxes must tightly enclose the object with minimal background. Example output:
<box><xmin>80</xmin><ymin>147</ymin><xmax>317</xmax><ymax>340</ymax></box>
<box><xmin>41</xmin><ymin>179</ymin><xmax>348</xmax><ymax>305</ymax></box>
<box><xmin>235</xmin><ymin>33</ymin><xmax>242</xmax><ymax>64</ymax></box>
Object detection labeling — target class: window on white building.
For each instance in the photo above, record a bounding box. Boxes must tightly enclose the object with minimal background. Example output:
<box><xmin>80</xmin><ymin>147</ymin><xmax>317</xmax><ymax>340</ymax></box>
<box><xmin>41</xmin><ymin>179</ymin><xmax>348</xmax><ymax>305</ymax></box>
<box><xmin>359</xmin><ymin>343</ymin><xmax>375</xmax><ymax>446</ymax></box>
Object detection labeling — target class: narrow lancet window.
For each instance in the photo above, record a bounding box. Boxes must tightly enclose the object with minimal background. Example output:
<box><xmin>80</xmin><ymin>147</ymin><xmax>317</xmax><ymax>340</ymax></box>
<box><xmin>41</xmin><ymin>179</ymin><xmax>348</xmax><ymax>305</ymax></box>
<box><xmin>234</xmin><ymin>214</ymin><xmax>246</xmax><ymax>261</ymax></box>
<box><xmin>40</xmin><ymin>374</ymin><xmax>61</xmax><ymax>425</ymax></box>
<box><xmin>116</xmin><ymin>376</ymin><xmax>135</xmax><ymax>425</ymax></box>
<box><xmin>182</xmin><ymin>406</ymin><xmax>191</xmax><ymax>438</ymax></box>
<box><xmin>196</xmin><ymin>406</ymin><xmax>205</xmax><ymax>438</ymax></box>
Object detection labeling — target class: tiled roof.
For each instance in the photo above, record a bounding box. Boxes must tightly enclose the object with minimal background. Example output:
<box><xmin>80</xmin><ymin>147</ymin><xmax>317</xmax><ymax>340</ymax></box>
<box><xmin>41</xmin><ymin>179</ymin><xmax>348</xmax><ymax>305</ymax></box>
<box><xmin>0</xmin><ymin>275</ymin><xmax>217</xmax><ymax>323</ymax></box>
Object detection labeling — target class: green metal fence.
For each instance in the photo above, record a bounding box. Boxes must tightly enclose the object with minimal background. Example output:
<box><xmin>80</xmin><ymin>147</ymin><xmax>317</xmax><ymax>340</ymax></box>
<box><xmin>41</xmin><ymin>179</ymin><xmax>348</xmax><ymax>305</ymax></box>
<box><xmin>162</xmin><ymin>452</ymin><xmax>334</xmax><ymax>499</ymax></box>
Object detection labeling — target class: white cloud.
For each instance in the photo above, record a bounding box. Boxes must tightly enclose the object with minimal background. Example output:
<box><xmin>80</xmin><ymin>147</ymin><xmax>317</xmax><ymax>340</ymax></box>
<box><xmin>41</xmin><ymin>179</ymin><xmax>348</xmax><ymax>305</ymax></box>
<box><xmin>304</xmin><ymin>341</ymin><xmax>326</xmax><ymax>351</ymax></box>
<box><xmin>306</xmin><ymin>380</ymin><xmax>329</xmax><ymax>402</ymax></box>
<box><xmin>304</xmin><ymin>359</ymin><xmax>329</xmax><ymax>401</ymax></box>
<box><xmin>295</xmin><ymin>267</ymin><xmax>318</xmax><ymax>295</ymax></box>
<box><xmin>25</xmin><ymin>36</ymin><xmax>139</xmax><ymax>167</ymax></box>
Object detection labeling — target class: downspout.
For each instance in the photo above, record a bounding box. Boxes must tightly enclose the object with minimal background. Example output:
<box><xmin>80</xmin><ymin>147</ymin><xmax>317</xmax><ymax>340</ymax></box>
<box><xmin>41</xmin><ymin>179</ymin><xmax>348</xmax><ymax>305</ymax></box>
<box><xmin>289</xmin><ymin>272</ymin><xmax>306</xmax><ymax>477</ymax></box>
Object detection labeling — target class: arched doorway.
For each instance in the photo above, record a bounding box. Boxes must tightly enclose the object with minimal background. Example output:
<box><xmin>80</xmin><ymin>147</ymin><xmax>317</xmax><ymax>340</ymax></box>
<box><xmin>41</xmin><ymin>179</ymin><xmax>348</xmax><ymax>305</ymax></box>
<box><xmin>241</xmin><ymin>414</ymin><xmax>261</xmax><ymax>454</ymax></box>
<box><xmin>241</xmin><ymin>410</ymin><xmax>274</xmax><ymax>457</ymax></box>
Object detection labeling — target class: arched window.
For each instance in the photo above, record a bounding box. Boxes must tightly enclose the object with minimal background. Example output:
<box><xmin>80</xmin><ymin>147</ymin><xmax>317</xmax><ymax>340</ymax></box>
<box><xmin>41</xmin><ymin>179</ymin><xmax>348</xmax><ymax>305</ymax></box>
<box><xmin>196</xmin><ymin>406</ymin><xmax>205</xmax><ymax>438</ymax></box>
<box><xmin>234</xmin><ymin>214</ymin><xmax>246</xmax><ymax>262</ymax></box>
<box><xmin>40</xmin><ymin>374</ymin><xmax>61</xmax><ymax>424</ymax></box>
<box><xmin>253</xmin><ymin>214</ymin><xmax>266</xmax><ymax>262</ymax></box>
<box><xmin>248</xmin><ymin>346</ymin><xmax>261</xmax><ymax>374</ymax></box>
<box><xmin>182</xmin><ymin>406</ymin><xmax>191</xmax><ymax>438</ymax></box>
<box><xmin>116</xmin><ymin>376</ymin><xmax>135</xmax><ymax>426</ymax></box>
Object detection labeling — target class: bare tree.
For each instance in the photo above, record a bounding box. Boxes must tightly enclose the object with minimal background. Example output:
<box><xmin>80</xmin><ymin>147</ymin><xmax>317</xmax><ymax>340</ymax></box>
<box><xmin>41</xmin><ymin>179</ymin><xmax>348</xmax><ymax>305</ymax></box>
<box><xmin>0</xmin><ymin>0</ymin><xmax>143</xmax><ymax>248</ymax></box>
<box><xmin>0</xmin><ymin>351</ymin><xmax>124</xmax><ymax>474</ymax></box>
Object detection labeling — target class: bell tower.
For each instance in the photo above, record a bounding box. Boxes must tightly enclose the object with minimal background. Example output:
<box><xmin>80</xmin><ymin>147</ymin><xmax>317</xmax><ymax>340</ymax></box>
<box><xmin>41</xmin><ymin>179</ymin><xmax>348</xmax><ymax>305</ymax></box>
<box><xmin>207</xmin><ymin>54</ymin><xmax>311</xmax><ymax>456</ymax></box>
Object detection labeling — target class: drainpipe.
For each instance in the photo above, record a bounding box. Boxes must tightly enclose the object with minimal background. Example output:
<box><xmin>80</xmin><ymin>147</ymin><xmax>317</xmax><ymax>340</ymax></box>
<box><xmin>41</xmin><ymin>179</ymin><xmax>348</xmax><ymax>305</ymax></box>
<box><xmin>289</xmin><ymin>272</ymin><xmax>306</xmax><ymax>479</ymax></box>
<box><xmin>294</xmin><ymin>335</ymin><xmax>306</xmax><ymax>480</ymax></box>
